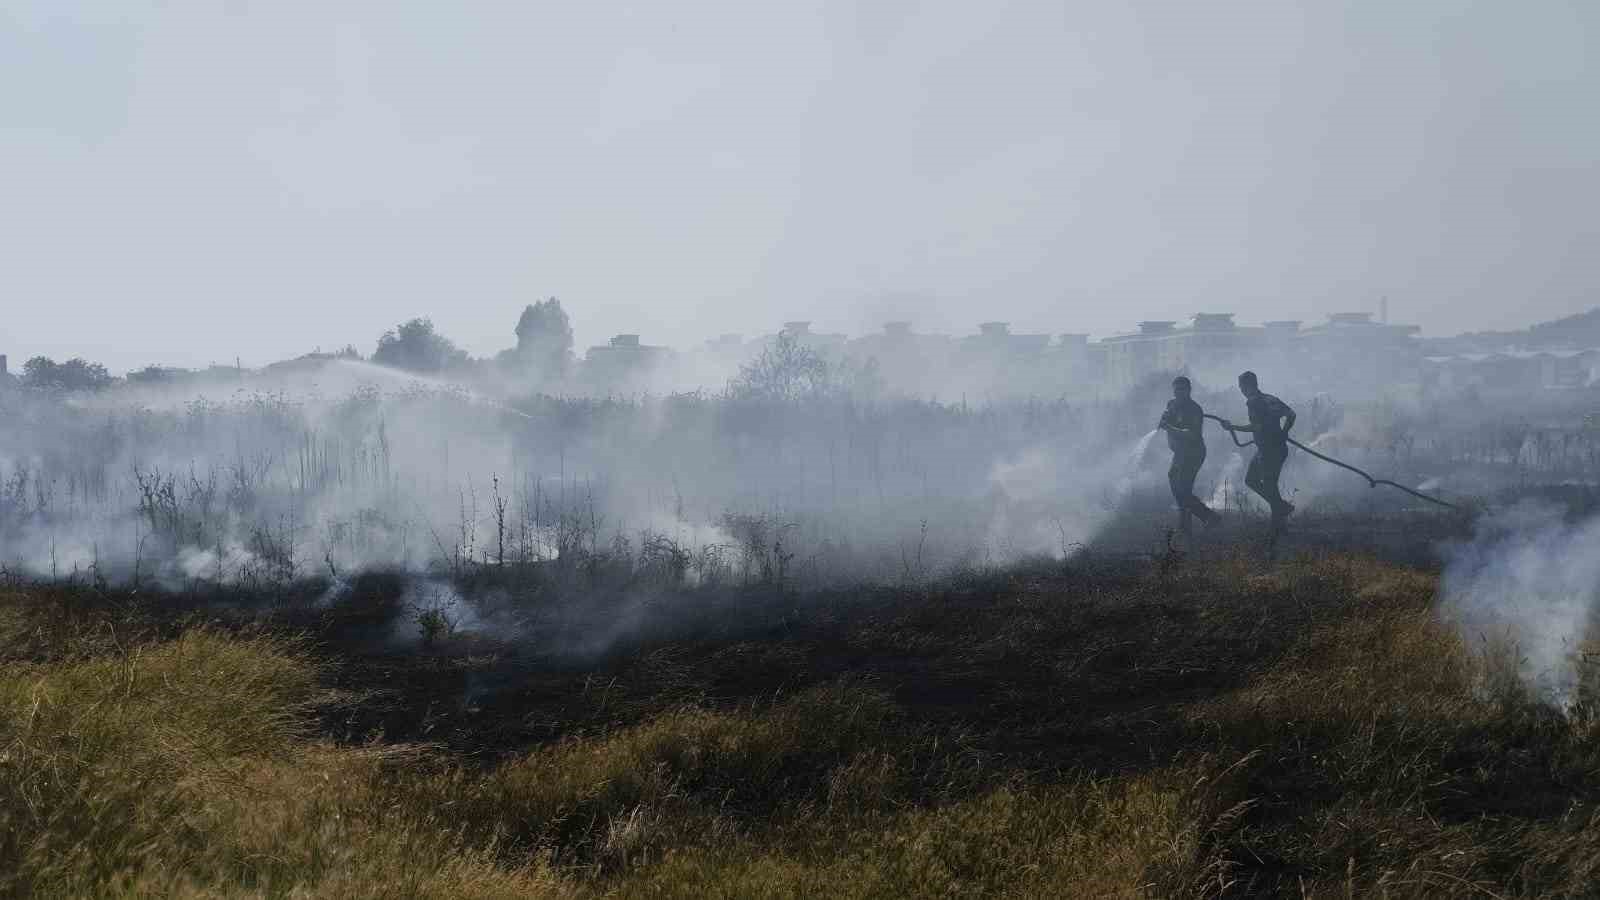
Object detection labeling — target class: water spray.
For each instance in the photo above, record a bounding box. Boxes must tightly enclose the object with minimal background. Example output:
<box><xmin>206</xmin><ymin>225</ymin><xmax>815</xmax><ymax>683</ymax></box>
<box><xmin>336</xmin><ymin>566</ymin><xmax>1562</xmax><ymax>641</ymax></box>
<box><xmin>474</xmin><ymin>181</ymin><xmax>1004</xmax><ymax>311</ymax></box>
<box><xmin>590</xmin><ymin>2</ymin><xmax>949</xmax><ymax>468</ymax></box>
<box><xmin>1200</xmin><ymin>414</ymin><xmax>1461</xmax><ymax>511</ymax></box>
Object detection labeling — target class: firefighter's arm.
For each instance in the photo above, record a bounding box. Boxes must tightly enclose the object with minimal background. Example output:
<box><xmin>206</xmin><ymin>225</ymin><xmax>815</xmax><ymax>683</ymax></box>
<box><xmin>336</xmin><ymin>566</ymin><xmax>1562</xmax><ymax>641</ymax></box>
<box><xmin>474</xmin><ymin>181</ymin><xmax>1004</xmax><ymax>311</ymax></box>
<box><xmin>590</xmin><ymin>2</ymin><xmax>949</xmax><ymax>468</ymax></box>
<box><xmin>1279</xmin><ymin>401</ymin><xmax>1296</xmax><ymax>434</ymax></box>
<box><xmin>1158</xmin><ymin>404</ymin><xmax>1187</xmax><ymax>432</ymax></box>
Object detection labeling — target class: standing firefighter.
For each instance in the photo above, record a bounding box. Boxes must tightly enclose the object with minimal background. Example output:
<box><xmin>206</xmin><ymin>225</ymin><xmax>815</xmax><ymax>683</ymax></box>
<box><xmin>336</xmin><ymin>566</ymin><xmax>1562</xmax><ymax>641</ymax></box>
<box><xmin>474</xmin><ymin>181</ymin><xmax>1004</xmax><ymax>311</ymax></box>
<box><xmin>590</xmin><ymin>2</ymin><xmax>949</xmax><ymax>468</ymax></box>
<box><xmin>1221</xmin><ymin>371</ymin><xmax>1296</xmax><ymax>528</ymax></box>
<box><xmin>1158</xmin><ymin>376</ymin><xmax>1218</xmax><ymax>533</ymax></box>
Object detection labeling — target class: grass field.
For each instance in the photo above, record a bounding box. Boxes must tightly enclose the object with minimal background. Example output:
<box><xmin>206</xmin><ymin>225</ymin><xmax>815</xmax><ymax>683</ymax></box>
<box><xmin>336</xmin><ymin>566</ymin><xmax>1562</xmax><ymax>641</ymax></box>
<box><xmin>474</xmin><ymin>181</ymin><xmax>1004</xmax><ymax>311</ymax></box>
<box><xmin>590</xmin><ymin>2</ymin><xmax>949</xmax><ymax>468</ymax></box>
<box><xmin>3</xmin><ymin>540</ymin><xmax>1598</xmax><ymax>898</ymax></box>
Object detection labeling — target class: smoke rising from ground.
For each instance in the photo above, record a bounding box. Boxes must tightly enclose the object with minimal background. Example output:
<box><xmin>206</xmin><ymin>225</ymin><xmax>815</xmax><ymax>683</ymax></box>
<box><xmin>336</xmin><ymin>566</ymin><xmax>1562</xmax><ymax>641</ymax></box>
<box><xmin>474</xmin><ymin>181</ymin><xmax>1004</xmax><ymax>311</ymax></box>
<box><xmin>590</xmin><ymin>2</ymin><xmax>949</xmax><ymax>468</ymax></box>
<box><xmin>0</xmin><ymin>359</ymin><xmax>1165</xmax><ymax>594</ymax></box>
<box><xmin>1438</xmin><ymin>502</ymin><xmax>1600</xmax><ymax>711</ymax></box>
<box><xmin>3</xmin><ymin>339</ymin><xmax>1598</xmax><ymax>666</ymax></box>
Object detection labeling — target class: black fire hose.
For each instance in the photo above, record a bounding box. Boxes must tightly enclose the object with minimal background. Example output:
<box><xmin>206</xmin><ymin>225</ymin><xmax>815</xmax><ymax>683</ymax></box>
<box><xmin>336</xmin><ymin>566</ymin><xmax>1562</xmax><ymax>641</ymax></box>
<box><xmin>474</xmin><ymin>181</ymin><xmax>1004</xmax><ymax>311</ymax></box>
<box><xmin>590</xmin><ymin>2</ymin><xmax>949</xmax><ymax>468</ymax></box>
<box><xmin>1199</xmin><ymin>414</ymin><xmax>1461</xmax><ymax>511</ymax></box>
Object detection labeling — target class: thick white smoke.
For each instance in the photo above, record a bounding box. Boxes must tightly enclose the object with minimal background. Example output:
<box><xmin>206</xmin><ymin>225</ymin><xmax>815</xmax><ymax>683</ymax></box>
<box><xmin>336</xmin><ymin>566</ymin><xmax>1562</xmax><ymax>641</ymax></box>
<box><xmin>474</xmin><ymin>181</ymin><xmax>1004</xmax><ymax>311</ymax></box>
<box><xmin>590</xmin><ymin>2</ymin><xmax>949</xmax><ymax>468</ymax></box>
<box><xmin>1209</xmin><ymin>451</ymin><xmax>1247</xmax><ymax>512</ymax></box>
<box><xmin>5</xmin><ymin>346</ymin><xmax>1593</xmax><ymax>671</ymax></box>
<box><xmin>1438</xmin><ymin>501</ymin><xmax>1600</xmax><ymax>711</ymax></box>
<box><xmin>1</xmin><ymin>359</ymin><xmax>1176</xmax><ymax>592</ymax></box>
<box><xmin>983</xmin><ymin>427</ymin><xmax>1169</xmax><ymax>559</ymax></box>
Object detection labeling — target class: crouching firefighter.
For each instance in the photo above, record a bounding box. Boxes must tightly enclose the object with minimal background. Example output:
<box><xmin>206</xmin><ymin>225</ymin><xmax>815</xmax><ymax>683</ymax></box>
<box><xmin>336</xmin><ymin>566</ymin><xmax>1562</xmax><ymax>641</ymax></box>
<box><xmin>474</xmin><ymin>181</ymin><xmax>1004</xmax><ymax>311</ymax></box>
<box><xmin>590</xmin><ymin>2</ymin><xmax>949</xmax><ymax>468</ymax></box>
<box><xmin>1158</xmin><ymin>376</ymin><xmax>1219</xmax><ymax>534</ymax></box>
<box><xmin>1220</xmin><ymin>370</ymin><xmax>1296</xmax><ymax>529</ymax></box>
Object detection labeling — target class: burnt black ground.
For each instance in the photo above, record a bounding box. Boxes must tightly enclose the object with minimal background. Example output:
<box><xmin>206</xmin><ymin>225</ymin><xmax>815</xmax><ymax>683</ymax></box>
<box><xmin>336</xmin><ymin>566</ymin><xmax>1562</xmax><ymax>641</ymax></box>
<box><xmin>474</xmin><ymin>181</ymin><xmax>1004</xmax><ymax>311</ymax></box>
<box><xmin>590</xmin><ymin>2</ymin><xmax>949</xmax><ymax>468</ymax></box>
<box><xmin>304</xmin><ymin>505</ymin><xmax>1470</xmax><ymax>765</ymax></box>
<box><xmin>7</xmin><ymin>499</ymin><xmax>1598</xmax><ymax>897</ymax></box>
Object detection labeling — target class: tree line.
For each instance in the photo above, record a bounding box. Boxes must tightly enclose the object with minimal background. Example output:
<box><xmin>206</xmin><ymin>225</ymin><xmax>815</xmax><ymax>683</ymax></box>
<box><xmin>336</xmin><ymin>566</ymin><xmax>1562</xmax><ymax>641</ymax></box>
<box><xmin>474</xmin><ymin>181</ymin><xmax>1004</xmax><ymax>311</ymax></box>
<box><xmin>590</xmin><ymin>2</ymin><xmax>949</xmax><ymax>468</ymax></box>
<box><xmin>11</xmin><ymin>297</ymin><xmax>874</xmax><ymax>403</ymax></box>
<box><xmin>9</xmin><ymin>299</ymin><xmax>577</xmax><ymax>392</ymax></box>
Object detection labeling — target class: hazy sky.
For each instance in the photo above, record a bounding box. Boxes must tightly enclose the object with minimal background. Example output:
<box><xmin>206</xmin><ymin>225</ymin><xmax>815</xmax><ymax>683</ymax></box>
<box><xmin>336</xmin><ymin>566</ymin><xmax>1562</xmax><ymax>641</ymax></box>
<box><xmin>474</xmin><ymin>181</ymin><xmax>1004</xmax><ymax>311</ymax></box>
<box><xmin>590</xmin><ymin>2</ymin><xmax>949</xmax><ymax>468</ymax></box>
<box><xmin>3</xmin><ymin>0</ymin><xmax>1597</xmax><ymax>373</ymax></box>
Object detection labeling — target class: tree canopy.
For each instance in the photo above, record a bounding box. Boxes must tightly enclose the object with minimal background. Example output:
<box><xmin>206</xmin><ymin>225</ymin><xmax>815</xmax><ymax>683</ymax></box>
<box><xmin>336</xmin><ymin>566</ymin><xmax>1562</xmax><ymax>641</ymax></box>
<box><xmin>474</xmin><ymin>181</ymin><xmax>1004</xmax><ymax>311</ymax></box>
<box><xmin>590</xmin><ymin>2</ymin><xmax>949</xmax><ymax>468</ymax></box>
<box><xmin>727</xmin><ymin>332</ymin><xmax>831</xmax><ymax>401</ymax></box>
<box><xmin>21</xmin><ymin>356</ymin><xmax>114</xmax><ymax>392</ymax></box>
<box><xmin>372</xmin><ymin>318</ymin><xmax>469</xmax><ymax>373</ymax></box>
<box><xmin>508</xmin><ymin>298</ymin><xmax>574</xmax><ymax>381</ymax></box>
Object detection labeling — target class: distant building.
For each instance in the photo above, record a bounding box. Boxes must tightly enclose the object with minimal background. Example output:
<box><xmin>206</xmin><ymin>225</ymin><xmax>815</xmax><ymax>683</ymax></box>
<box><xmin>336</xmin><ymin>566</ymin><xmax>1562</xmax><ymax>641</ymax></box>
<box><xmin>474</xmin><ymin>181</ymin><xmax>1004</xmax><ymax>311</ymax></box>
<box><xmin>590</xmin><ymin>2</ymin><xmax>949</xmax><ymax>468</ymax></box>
<box><xmin>1100</xmin><ymin>321</ymin><xmax>1176</xmax><ymax>389</ymax></box>
<box><xmin>1095</xmin><ymin>310</ymin><xmax>1426</xmax><ymax>394</ymax></box>
<box><xmin>1293</xmin><ymin>312</ymin><xmax>1424</xmax><ymax>390</ymax></box>
<box><xmin>941</xmin><ymin>322</ymin><xmax>1057</xmax><ymax>397</ymax></box>
<box><xmin>960</xmin><ymin>322</ymin><xmax>1051</xmax><ymax>355</ymax></box>
<box><xmin>1176</xmin><ymin>313</ymin><xmax>1265</xmax><ymax>378</ymax></box>
<box><xmin>1099</xmin><ymin>315</ymin><xmax>1267</xmax><ymax>390</ymax></box>
<box><xmin>772</xmin><ymin>320</ymin><xmax>849</xmax><ymax>356</ymax></box>
<box><xmin>966</xmin><ymin>322</ymin><xmax>1033</xmax><ymax>354</ymax></box>
<box><xmin>844</xmin><ymin>322</ymin><xmax>956</xmax><ymax>393</ymax></box>
<box><xmin>1297</xmin><ymin>312</ymin><xmax>1419</xmax><ymax>345</ymax></box>
<box><xmin>1263</xmin><ymin>320</ymin><xmax>1302</xmax><ymax>341</ymax></box>
<box><xmin>1425</xmin><ymin>348</ymin><xmax>1600</xmax><ymax>394</ymax></box>
<box><xmin>1052</xmin><ymin>333</ymin><xmax>1100</xmax><ymax>388</ymax></box>
<box><xmin>848</xmin><ymin>321</ymin><xmax>952</xmax><ymax>357</ymax></box>
<box><xmin>584</xmin><ymin>334</ymin><xmax>672</xmax><ymax>386</ymax></box>
<box><xmin>700</xmin><ymin>333</ymin><xmax>754</xmax><ymax>369</ymax></box>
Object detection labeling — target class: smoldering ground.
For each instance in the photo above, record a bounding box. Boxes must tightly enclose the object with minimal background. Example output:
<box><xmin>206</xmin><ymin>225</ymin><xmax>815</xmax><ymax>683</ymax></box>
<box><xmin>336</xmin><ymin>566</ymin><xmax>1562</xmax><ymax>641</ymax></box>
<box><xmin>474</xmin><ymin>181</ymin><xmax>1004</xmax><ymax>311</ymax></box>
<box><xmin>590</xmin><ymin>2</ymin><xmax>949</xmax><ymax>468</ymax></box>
<box><xmin>0</xmin><ymin>358</ymin><xmax>1177</xmax><ymax>658</ymax></box>
<box><xmin>1438</xmin><ymin>501</ymin><xmax>1600</xmax><ymax>713</ymax></box>
<box><xmin>2</xmin><ymin>354</ymin><xmax>1597</xmax><ymax>675</ymax></box>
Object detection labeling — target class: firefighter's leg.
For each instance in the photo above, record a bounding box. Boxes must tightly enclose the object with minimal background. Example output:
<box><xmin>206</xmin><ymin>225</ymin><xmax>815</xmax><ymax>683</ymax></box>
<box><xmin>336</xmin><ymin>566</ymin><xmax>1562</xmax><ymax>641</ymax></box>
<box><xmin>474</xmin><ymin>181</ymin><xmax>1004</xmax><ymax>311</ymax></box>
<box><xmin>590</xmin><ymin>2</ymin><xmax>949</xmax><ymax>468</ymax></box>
<box><xmin>1245</xmin><ymin>451</ymin><xmax>1268</xmax><ymax>506</ymax></box>
<box><xmin>1255</xmin><ymin>445</ymin><xmax>1292</xmax><ymax>522</ymax></box>
<box><xmin>1169</xmin><ymin>458</ymin><xmax>1192</xmax><ymax>534</ymax></box>
<box><xmin>1181</xmin><ymin>452</ymin><xmax>1217</xmax><ymax>523</ymax></box>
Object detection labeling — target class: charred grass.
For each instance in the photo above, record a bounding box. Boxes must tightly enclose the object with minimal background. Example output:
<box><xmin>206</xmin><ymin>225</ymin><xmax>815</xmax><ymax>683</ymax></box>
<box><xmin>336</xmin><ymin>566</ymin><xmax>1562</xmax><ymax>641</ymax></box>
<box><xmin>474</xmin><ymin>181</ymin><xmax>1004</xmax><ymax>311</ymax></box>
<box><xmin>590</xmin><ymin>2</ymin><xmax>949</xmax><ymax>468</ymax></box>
<box><xmin>2</xmin><ymin>549</ymin><xmax>1598</xmax><ymax>898</ymax></box>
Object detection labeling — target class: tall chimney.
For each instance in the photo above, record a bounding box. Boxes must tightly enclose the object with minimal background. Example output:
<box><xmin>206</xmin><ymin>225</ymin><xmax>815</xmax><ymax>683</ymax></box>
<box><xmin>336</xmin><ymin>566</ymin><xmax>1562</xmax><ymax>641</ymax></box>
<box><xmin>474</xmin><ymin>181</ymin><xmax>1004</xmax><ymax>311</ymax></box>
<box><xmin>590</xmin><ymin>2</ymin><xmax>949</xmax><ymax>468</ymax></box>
<box><xmin>0</xmin><ymin>354</ymin><xmax>7</xmax><ymax>378</ymax></box>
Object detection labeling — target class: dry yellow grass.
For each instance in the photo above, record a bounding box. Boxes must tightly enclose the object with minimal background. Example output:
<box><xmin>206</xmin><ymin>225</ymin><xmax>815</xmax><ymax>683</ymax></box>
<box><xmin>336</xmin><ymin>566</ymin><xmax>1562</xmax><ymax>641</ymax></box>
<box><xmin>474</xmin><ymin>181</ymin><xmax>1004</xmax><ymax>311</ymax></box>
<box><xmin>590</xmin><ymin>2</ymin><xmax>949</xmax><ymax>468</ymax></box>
<box><xmin>1</xmin><ymin>551</ymin><xmax>1596</xmax><ymax>898</ymax></box>
<box><xmin>1190</xmin><ymin>561</ymin><xmax>1600</xmax><ymax>897</ymax></box>
<box><xmin>0</xmin><ymin>626</ymin><xmax>574</xmax><ymax>899</ymax></box>
<box><xmin>617</xmin><ymin>758</ymin><xmax>1258</xmax><ymax>899</ymax></box>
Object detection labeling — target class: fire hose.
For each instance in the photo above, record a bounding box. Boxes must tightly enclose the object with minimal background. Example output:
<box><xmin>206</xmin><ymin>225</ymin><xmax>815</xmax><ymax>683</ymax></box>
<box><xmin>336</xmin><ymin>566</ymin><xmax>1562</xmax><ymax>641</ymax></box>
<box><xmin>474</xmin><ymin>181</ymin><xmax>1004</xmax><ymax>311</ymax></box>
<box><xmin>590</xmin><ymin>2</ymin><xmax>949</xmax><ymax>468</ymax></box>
<box><xmin>1200</xmin><ymin>414</ymin><xmax>1461</xmax><ymax>511</ymax></box>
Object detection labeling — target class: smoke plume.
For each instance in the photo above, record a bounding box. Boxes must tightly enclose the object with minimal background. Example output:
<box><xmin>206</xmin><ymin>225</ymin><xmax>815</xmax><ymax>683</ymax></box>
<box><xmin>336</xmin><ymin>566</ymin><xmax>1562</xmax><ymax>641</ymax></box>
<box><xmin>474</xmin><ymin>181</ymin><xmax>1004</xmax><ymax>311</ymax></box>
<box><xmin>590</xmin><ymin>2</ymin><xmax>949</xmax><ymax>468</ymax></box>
<box><xmin>1438</xmin><ymin>501</ymin><xmax>1600</xmax><ymax>711</ymax></box>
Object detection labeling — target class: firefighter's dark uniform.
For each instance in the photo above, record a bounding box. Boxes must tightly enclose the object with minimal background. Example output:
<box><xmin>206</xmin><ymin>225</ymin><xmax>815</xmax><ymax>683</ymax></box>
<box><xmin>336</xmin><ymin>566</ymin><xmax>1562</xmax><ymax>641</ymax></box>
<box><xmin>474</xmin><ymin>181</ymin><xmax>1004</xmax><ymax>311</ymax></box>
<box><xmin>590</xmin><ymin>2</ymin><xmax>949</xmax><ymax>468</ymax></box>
<box><xmin>1159</xmin><ymin>396</ymin><xmax>1216</xmax><ymax>531</ymax></box>
<box><xmin>1244</xmin><ymin>392</ymin><xmax>1294</xmax><ymax>519</ymax></box>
